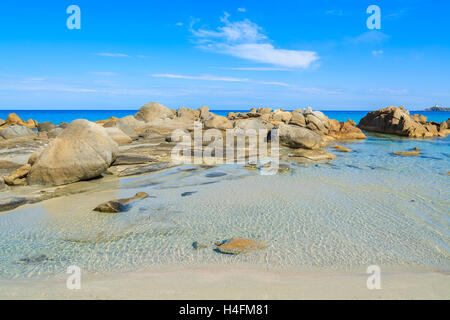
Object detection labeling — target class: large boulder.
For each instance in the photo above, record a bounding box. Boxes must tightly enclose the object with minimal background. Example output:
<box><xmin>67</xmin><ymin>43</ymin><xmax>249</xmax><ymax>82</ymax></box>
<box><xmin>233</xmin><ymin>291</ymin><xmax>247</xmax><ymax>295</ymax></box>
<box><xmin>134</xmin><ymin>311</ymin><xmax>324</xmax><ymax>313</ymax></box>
<box><xmin>135</xmin><ymin>102</ymin><xmax>174</xmax><ymax>122</ymax></box>
<box><xmin>177</xmin><ymin>107</ymin><xmax>200</xmax><ymax>121</ymax></box>
<box><xmin>272</xmin><ymin>110</ymin><xmax>292</xmax><ymax>123</ymax></box>
<box><xmin>290</xmin><ymin>111</ymin><xmax>306</xmax><ymax>126</ymax></box>
<box><xmin>234</xmin><ymin>119</ymin><xmax>272</xmax><ymax>131</ymax></box>
<box><xmin>118</xmin><ymin>116</ymin><xmax>147</xmax><ymax>131</ymax></box>
<box><xmin>276</xmin><ymin>123</ymin><xmax>324</xmax><ymax>149</ymax></box>
<box><xmin>204</xmin><ymin>115</ymin><xmax>233</xmax><ymax>130</ymax></box>
<box><xmin>358</xmin><ymin>106</ymin><xmax>440</xmax><ymax>138</ymax></box>
<box><xmin>104</xmin><ymin>127</ymin><xmax>133</xmax><ymax>145</ymax></box>
<box><xmin>27</xmin><ymin>120</ymin><xmax>118</xmax><ymax>186</ymax></box>
<box><xmin>0</xmin><ymin>125</ymin><xmax>37</xmax><ymax>140</ymax></box>
<box><xmin>37</xmin><ymin>121</ymin><xmax>57</xmax><ymax>132</ymax></box>
<box><xmin>198</xmin><ymin>106</ymin><xmax>212</xmax><ymax>121</ymax></box>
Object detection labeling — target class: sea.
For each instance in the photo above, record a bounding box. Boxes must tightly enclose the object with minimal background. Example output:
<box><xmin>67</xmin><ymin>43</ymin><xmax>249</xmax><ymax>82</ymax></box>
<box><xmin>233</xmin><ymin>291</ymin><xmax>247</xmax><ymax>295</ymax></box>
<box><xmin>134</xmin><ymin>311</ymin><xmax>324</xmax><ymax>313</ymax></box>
<box><xmin>0</xmin><ymin>108</ymin><xmax>449</xmax><ymax>280</ymax></box>
<box><xmin>0</xmin><ymin>110</ymin><xmax>449</xmax><ymax>125</ymax></box>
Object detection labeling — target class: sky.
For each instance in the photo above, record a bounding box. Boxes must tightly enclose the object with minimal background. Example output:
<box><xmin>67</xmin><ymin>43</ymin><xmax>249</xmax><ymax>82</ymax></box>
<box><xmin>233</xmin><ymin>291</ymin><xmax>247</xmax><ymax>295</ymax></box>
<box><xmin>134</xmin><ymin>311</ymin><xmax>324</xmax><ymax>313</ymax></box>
<box><xmin>0</xmin><ymin>0</ymin><xmax>449</xmax><ymax>110</ymax></box>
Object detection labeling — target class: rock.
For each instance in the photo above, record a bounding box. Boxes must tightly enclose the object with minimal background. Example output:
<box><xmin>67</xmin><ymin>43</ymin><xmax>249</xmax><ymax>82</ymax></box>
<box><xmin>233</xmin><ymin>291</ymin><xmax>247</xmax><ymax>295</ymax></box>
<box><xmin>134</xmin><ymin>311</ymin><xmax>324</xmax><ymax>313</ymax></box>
<box><xmin>358</xmin><ymin>106</ymin><xmax>441</xmax><ymax>138</ymax></box>
<box><xmin>94</xmin><ymin>192</ymin><xmax>149</xmax><ymax>213</ymax></box>
<box><xmin>0</xmin><ymin>178</ymin><xmax>6</xmax><ymax>191</ymax></box>
<box><xmin>60</xmin><ymin>122</ymin><xmax>69</xmax><ymax>129</ymax></box>
<box><xmin>204</xmin><ymin>115</ymin><xmax>233</xmax><ymax>130</ymax></box>
<box><xmin>105</xmin><ymin>127</ymin><xmax>133</xmax><ymax>145</ymax></box>
<box><xmin>108</xmin><ymin>162</ymin><xmax>174</xmax><ymax>177</ymax></box>
<box><xmin>0</xmin><ymin>125</ymin><xmax>37</xmax><ymax>140</ymax></box>
<box><xmin>0</xmin><ymin>197</ymin><xmax>29</xmax><ymax>212</ymax></box>
<box><xmin>411</xmin><ymin>114</ymin><xmax>427</xmax><ymax>124</ymax></box>
<box><xmin>305</xmin><ymin>114</ymin><xmax>327</xmax><ymax>134</ymax></box>
<box><xmin>5</xmin><ymin>113</ymin><xmax>35</xmax><ymax>128</ymax></box>
<box><xmin>272</xmin><ymin>110</ymin><xmax>292</xmax><ymax>123</ymax></box>
<box><xmin>192</xmin><ymin>241</ymin><xmax>207</xmax><ymax>250</ymax></box>
<box><xmin>0</xmin><ymin>160</ymin><xmax>23</xmax><ymax>176</ymax></box>
<box><xmin>289</xmin><ymin>149</ymin><xmax>337</xmax><ymax>162</ymax></box>
<box><xmin>37</xmin><ymin>121</ymin><xmax>57</xmax><ymax>132</ymax></box>
<box><xmin>234</xmin><ymin>119</ymin><xmax>271</xmax><ymax>131</ymax></box>
<box><xmin>333</xmin><ymin>145</ymin><xmax>351</xmax><ymax>153</ymax></box>
<box><xmin>112</xmin><ymin>155</ymin><xmax>156</xmax><ymax>166</ymax></box>
<box><xmin>181</xmin><ymin>191</ymin><xmax>197</xmax><ymax>197</ymax></box>
<box><xmin>177</xmin><ymin>107</ymin><xmax>200</xmax><ymax>121</ymax></box>
<box><xmin>216</xmin><ymin>238</ymin><xmax>267</xmax><ymax>255</ymax></box>
<box><xmin>329</xmin><ymin>120</ymin><xmax>367</xmax><ymax>140</ymax></box>
<box><xmin>393</xmin><ymin>151</ymin><xmax>421</xmax><ymax>156</ymax></box>
<box><xmin>4</xmin><ymin>164</ymin><xmax>31</xmax><ymax>186</ymax></box>
<box><xmin>27</xmin><ymin>119</ymin><xmax>118</xmax><ymax>186</ymax></box>
<box><xmin>47</xmin><ymin>127</ymin><xmax>63</xmax><ymax>139</ymax></box>
<box><xmin>116</xmin><ymin>123</ymin><xmax>139</xmax><ymax>140</ymax></box>
<box><xmin>277</xmin><ymin>123</ymin><xmax>324</xmax><ymax>149</ymax></box>
<box><xmin>198</xmin><ymin>106</ymin><xmax>212</xmax><ymax>121</ymax></box>
<box><xmin>257</xmin><ymin>108</ymin><xmax>272</xmax><ymax>115</ymax></box>
<box><xmin>290</xmin><ymin>111</ymin><xmax>306</xmax><ymax>126</ymax></box>
<box><xmin>135</xmin><ymin>102</ymin><xmax>174</xmax><ymax>122</ymax></box>
<box><xmin>118</xmin><ymin>116</ymin><xmax>147</xmax><ymax>132</ymax></box>
<box><xmin>0</xmin><ymin>119</ymin><xmax>5</xmax><ymax>126</ymax></box>
<box><xmin>244</xmin><ymin>162</ymin><xmax>258</xmax><ymax>170</ymax></box>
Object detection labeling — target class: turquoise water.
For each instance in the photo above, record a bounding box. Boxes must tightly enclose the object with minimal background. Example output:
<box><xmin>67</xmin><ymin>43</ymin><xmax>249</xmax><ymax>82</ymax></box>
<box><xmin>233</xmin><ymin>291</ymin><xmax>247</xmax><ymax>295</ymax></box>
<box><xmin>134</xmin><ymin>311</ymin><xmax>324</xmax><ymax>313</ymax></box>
<box><xmin>0</xmin><ymin>132</ymin><xmax>448</xmax><ymax>279</ymax></box>
<box><xmin>0</xmin><ymin>110</ymin><xmax>448</xmax><ymax>125</ymax></box>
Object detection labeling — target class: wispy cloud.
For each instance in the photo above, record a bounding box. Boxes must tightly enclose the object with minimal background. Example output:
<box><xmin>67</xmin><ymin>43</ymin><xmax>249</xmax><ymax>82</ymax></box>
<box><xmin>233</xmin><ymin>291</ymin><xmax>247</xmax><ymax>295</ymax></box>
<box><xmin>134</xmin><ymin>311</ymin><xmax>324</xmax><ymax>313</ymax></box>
<box><xmin>150</xmin><ymin>73</ymin><xmax>341</xmax><ymax>94</ymax></box>
<box><xmin>325</xmin><ymin>9</ymin><xmax>343</xmax><ymax>16</ymax></box>
<box><xmin>96</xmin><ymin>52</ymin><xmax>130</xmax><ymax>58</ymax></box>
<box><xmin>345</xmin><ymin>31</ymin><xmax>389</xmax><ymax>44</ymax></box>
<box><xmin>368</xmin><ymin>88</ymin><xmax>408</xmax><ymax>95</ymax></box>
<box><xmin>152</xmin><ymin>73</ymin><xmax>248</xmax><ymax>83</ymax></box>
<box><xmin>237</xmin><ymin>8</ymin><xmax>246</xmax><ymax>12</ymax></box>
<box><xmin>190</xmin><ymin>13</ymin><xmax>319</xmax><ymax>68</ymax></box>
<box><xmin>89</xmin><ymin>72</ymin><xmax>118</xmax><ymax>76</ymax></box>
<box><xmin>371</xmin><ymin>50</ymin><xmax>384</xmax><ymax>56</ymax></box>
<box><xmin>220</xmin><ymin>67</ymin><xmax>290</xmax><ymax>71</ymax></box>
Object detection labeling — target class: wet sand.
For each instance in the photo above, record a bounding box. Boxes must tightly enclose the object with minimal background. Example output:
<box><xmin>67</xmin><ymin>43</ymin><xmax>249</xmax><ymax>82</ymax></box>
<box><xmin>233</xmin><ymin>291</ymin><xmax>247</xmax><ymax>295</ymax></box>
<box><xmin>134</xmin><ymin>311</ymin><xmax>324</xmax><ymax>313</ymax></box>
<box><xmin>0</xmin><ymin>265</ymin><xmax>448</xmax><ymax>300</ymax></box>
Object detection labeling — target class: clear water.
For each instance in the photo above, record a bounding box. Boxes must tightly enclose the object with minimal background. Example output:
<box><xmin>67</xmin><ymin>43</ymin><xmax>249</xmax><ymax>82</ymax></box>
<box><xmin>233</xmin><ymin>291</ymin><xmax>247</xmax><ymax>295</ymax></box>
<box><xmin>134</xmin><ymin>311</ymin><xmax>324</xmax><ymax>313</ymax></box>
<box><xmin>0</xmin><ymin>110</ymin><xmax>448</xmax><ymax>125</ymax></box>
<box><xmin>0</xmin><ymin>132</ymin><xmax>449</xmax><ymax>279</ymax></box>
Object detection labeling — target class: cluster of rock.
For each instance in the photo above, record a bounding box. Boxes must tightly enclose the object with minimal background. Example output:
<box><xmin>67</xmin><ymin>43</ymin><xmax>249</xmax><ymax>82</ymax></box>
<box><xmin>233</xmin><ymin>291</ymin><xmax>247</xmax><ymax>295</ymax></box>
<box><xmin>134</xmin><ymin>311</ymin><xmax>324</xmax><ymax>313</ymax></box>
<box><xmin>358</xmin><ymin>106</ymin><xmax>449</xmax><ymax>138</ymax></box>
<box><xmin>2</xmin><ymin>103</ymin><xmax>447</xmax><ymax>192</ymax></box>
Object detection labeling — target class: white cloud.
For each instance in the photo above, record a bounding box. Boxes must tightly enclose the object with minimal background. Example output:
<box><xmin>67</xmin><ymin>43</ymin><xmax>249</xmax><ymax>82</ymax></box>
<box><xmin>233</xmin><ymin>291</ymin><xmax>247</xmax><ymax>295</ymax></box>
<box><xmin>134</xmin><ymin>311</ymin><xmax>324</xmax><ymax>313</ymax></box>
<box><xmin>96</xmin><ymin>52</ymin><xmax>129</xmax><ymax>57</ymax></box>
<box><xmin>371</xmin><ymin>50</ymin><xmax>384</xmax><ymax>56</ymax></box>
<box><xmin>237</xmin><ymin>8</ymin><xmax>246</xmax><ymax>12</ymax></box>
<box><xmin>223</xmin><ymin>67</ymin><xmax>290</xmax><ymax>71</ymax></box>
<box><xmin>175</xmin><ymin>22</ymin><xmax>183</xmax><ymax>27</ymax></box>
<box><xmin>191</xmin><ymin>13</ymin><xmax>318</xmax><ymax>68</ymax></box>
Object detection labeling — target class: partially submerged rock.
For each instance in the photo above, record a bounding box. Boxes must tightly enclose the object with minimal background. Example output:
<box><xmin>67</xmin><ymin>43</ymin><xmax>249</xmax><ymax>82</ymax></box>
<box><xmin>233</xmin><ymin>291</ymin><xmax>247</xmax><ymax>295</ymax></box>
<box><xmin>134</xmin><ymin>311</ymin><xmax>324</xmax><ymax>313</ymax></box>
<box><xmin>0</xmin><ymin>197</ymin><xmax>29</xmax><ymax>212</ymax></box>
<box><xmin>394</xmin><ymin>150</ymin><xmax>421</xmax><ymax>156</ymax></box>
<box><xmin>358</xmin><ymin>106</ymin><xmax>446</xmax><ymax>138</ymax></box>
<box><xmin>333</xmin><ymin>145</ymin><xmax>351</xmax><ymax>153</ymax></box>
<box><xmin>37</xmin><ymin>121</ymin><xmax>57</xmax><ymax>132</ymax></box>
<box><xmin>27</xmin><ymin>119</ymin><xmax>118</xmax><ymax>186</ymax></box>
<box><xmin>329</xmin><ymin>120</ymin><xmax>366</xmax><ymax>140</ymax></box>
<box><xmin>107</xmin><ymin>162</ymin><xmax>174</xmax><ymax>177</ymax></box>
<box><xmin>216</xmin><ymin>238</ymin><xmax>267</xmax><ymax>255</ymax></box>
<box><xmin>277</xmin><ymin>123</ymin><xmax>324</xmax><ymax>149</ymax></box>
<box><xmin>94</xmin><ymin>192</ymin><xmax>149</xmax><ymax>213</ymax></box>
<box><xmin>289</xmin><ymin>149</ymin><xmax>337</xmax><ymax>162</ymax></box>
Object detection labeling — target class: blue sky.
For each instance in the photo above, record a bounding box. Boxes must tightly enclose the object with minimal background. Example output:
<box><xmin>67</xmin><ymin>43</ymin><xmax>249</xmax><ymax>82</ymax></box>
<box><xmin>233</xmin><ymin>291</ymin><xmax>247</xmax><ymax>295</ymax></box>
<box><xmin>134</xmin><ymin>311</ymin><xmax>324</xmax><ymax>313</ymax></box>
<box><xmin>0</xmin><ymin>0</ymin><xmax>449</xmax><ymax>110</ymax></box>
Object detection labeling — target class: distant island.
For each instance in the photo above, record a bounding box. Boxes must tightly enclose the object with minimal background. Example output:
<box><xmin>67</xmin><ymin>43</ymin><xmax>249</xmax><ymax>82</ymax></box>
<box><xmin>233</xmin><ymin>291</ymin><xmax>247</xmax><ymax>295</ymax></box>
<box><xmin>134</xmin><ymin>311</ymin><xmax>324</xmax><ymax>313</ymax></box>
<box><xmin>422</xmin><ymin>105</ymin><xmax>450</xmax><ymax>111</ymax></box>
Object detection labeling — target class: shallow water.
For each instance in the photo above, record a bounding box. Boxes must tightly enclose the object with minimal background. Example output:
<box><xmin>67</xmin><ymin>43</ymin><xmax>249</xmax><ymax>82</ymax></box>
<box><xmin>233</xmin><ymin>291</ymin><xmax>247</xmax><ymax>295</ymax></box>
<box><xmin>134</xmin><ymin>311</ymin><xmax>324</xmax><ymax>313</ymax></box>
<box><xmin>0</xmin><ymin>133</ymin><xmax>449</xmax><ymax>279</ymax></box>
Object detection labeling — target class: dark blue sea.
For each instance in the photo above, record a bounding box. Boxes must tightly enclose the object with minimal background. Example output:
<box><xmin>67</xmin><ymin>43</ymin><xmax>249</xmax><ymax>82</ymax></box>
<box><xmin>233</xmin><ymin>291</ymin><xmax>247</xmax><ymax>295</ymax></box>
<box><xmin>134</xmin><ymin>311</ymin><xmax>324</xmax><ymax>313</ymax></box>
<box><xmin>0</xmin><ymin>109</ymin><xmax>448</xmax><ymax>125</ymax></box>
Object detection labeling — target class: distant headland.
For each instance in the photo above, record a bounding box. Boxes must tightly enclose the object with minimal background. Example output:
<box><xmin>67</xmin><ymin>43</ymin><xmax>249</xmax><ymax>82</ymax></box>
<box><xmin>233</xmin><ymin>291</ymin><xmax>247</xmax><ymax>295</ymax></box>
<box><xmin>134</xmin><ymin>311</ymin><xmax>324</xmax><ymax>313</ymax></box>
<box><xmin>422</xmin><ymin>105</ymin><xmax>450</xmax><ymax>112</ymax></box>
